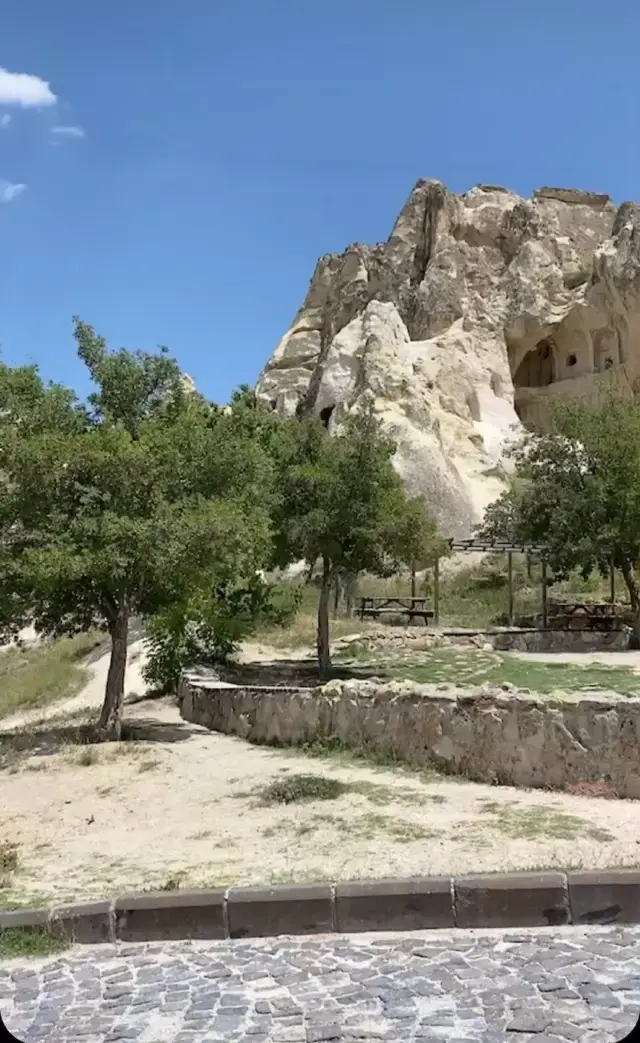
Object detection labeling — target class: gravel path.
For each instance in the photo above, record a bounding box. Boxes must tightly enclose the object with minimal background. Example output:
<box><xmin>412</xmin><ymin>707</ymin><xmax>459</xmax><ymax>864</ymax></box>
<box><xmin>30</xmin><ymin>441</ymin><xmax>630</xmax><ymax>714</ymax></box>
<box><xmin>2</xmin><ymin>927</ymin><xmax>640</xmax><ymax>1042</ymax></box>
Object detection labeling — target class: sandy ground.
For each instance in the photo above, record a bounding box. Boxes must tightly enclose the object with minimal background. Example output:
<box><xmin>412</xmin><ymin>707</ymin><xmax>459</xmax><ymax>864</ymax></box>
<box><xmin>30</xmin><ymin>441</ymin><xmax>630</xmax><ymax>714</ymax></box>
<box><xmin>1</xmin><ymin>641</ymin><xmax>640</xmax><ymax>906</ymax></box>
<box><xmin>514</xmin><ymin>649</ymin><xmax>640</xmax><ymax>667</ymax></box>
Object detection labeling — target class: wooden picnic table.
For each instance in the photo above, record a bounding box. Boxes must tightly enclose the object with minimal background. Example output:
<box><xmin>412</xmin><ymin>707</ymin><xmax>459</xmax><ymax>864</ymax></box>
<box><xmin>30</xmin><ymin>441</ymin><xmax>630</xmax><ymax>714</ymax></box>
<box><xmin>547</xmin><ymin>599</ymin><xmax>624</xmax><ymax>631</ymax></box>
<box><xmin>357</xmin><ymin>596</ymin><xmax>434</xmax><ymax>625</ymax></box>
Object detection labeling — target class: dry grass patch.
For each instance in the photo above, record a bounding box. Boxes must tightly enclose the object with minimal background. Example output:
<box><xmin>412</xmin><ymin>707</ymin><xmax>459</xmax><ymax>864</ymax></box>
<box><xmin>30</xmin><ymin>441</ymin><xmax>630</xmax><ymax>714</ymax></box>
<box><xmin>258</xmin><ymin>773</ymin><xmax>347</xmax><ymax>805</ymax></box>
<box><xmin>0</xmin><ymin>840</ymin><xmax>19</xmax><ymax>890</ymax></box>
<box><xmin>0</xmin><ymin>707</ymin><xmax>100</xmax><ymax>773</ymax></box>
<box><xmin>0</xmin><ymin>633</ymin><xmax>102</xmax><ymax>720</ymax></box>
<box><xmin>478</xmin><ymin>800</ymin><xmax>615</xmax><ymax>842</ymax></box>
<box><xmin>281</xmin><ymin>735</ymin><xmax>445</xmax><ymax>780</ymax></box>
<box><xmin>255</xmin><ymin>611</ymin><xmax>368</xmax><ymax>651</ymax></box>
<box><xmin>250</xmin><ymin>772</ymin><xmax>442</xmax><ymax>809</ymax></box>
<box><xmin>67</xmin><ymin>740</ymin><xmax>160</xmax><ymax>772</ymax></box>
<box><xmin>0</xmin><ymin>842</ymin><xmax>52</xmax><ymax>913</ymax></box>
<box><xmin>285</xmin><ymin>811</ymin><xmax>442</xmax><ymax>844</ymax></box>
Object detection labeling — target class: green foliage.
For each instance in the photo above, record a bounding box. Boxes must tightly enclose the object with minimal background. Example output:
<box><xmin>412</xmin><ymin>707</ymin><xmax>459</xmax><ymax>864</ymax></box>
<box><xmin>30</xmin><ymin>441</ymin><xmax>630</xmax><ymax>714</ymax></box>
<box><xmin>388</xmin><ymin>493</ymin><xmax>450</xmax><ymax>570</ymax></box>
<box><xmin>143</xmin><ymin>578</ymin><xmax>302</xmax><ymax>692</ymax></box>
<box><xmin>271</xmin><ymin>399</ymin><xmax>443</xmax><ymax>671</ymax></box>
<box><xmin>479</xmin><ymin>390</ymin><xmax>640</xmax><ymax>624</ymax></box>
<box><xmin>73</xmin><ymin>317</ymin><xmax>192</xmax><ymax>436</ymax></box>
<box><xmin>0</xmin><ymin>321</ymin><xmax>278</xmax><ymax>735</ymax></box>
<box><xmin>272</xmin><ymin>402</ymin><xmax>434</xmax><ymax>575</ymax></box>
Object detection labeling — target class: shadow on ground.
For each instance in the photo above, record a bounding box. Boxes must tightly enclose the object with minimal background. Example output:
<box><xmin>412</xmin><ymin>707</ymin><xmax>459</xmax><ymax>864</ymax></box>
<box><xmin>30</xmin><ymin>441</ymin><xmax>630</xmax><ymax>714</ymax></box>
<box><xmin>217</xmin><ymin>659</ymin><xmax>387</xmax><ymax>687</ymax></box>
<box><xmin>0</xmin><ymin>703</ymin><xmax>198</xmax><ymax>770</ymax></box>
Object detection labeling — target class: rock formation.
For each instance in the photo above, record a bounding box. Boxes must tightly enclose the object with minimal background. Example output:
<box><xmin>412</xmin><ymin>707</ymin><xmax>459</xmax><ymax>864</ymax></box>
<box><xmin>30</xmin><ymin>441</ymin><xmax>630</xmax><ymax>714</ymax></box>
<box><xmin>256</xmin><ymin>180</ymin><xmax>640</xmax><ymax>536</ymax></box>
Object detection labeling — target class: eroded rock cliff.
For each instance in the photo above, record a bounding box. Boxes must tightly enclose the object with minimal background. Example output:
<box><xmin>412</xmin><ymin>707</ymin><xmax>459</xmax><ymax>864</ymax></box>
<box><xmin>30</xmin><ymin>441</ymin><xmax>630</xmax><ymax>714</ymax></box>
<box><xmin>256</xmin><ymin>180</ymin><xmax>640</xmax><ymax>536</ymax></box>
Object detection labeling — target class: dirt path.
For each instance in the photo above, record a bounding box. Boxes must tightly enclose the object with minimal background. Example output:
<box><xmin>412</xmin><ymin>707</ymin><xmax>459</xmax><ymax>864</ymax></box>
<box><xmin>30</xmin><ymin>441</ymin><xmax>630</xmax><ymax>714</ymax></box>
<box><xmin>512</xmin><ymin>649</ymin><xmax>640</xmax><ymax>669</ymax></box>
<box><xmin>1</xmin><ymin>635</ymin><xmax>640</xmax><ymax>905</ymax></box>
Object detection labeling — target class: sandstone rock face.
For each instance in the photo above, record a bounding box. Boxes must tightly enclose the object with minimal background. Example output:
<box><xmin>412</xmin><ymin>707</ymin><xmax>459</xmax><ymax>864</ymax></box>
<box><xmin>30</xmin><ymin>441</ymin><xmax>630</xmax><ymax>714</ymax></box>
<box><xmin>180</xmin><ymin>676</ymin><xmax>640</xmax><ymax>798</ymax></box>
<box><xmin>256</xmin><ymin>180</ymin><xmax>640</xmax><ymax>536</ymax></box>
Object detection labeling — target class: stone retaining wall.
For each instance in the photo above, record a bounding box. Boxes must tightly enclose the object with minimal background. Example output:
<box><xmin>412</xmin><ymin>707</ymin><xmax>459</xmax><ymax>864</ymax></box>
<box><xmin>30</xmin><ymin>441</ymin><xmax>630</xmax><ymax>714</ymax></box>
<box><xmin>488</xmin><ymin>628</ymin><xmax>631</xmax><ymax>653</ymax></box>
<box><xmin>340</xmin><ymin>626</ymin><xmax>632</xmax><ymax>655</ymax></box>
<box><xmin>179</xmin><ymin>676</ymin><xmax>640</xmax><ymax>798</ymax></box>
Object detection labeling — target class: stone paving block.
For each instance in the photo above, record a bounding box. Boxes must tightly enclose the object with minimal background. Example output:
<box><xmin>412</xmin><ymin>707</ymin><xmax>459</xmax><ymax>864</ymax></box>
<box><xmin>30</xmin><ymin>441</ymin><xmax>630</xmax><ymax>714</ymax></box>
<box><xmin>335</xmin><ymin>876</ymin><xmax>453</xmax><ymax>932</ymax></box>
<box><xmin>227</xmin><ymin>884</ymin><xmax>333</xmax><ymax>939</ymax></box>
<box><xmin>568</xmin><ymin>869</ymin><xmax>640</xmax><ymax>924</ymax></box>
<box><xmin>454</xmin><ymin>872</ymin><xmax>569</xmax><ymax>928</ymax></box>
<box><xmin>4</xmin><ymin>924</ymin><xmax>640</xmax><ymax>1043</ymax></box>
<box><xmin>115</xmin><ymin>889</ymin><xmax>226</xmax><ymax>942</ymax></box>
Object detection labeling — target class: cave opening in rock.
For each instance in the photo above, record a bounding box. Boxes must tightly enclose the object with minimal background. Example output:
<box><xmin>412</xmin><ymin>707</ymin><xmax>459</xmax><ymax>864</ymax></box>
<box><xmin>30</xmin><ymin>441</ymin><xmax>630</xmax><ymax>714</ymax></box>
<box><xmin>319</xmin><ymin>405</ymin><xmax>335</xmax><ymax>428</ymax></box>
<box><xmin>512</xmin><ymin>337</ymin><xmax>556</xmax><ymax>390</ymax></box>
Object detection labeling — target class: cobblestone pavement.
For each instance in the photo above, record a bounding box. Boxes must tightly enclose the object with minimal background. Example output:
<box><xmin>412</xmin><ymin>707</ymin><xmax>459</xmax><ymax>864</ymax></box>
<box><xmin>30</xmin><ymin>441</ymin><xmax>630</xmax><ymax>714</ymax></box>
<box><xmin>2</xmin><ymin>927</ymin><xmax>640</xmax><ymax>1043</ymax></box>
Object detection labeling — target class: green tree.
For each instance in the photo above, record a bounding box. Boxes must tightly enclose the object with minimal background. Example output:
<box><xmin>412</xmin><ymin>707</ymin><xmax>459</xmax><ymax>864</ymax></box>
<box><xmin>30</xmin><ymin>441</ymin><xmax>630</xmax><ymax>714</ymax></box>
<box><xmin>478</xmin><ymin>391</ymin><xmax>640</xmax><ymax>637</ymax></box>
<box><xmin>389</xmin><ymin>494</ymin><xmax>449</xmax><ymax>595</ymax></box>
<box><xmin>0</xmin><ymin>320</ymin><xmax>275</xmax><ymax>738</ymax></box>
<box><xmin>273</xmin><ymin>401</ymin><xmax>441</xmax><ymax>675</ymax></box>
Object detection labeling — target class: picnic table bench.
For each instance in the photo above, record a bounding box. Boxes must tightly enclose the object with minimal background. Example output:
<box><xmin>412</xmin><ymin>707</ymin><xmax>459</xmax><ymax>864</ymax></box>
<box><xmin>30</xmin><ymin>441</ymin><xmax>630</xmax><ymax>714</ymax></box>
<box><xmin>546</xmin><ymin>600</ymin><xmax>623</xmax><ymax>632</ymax></box>
<box><xmin>357</xmin><ymin>596</ymin><xmax>434</xmax><ymax>626</ymax></box>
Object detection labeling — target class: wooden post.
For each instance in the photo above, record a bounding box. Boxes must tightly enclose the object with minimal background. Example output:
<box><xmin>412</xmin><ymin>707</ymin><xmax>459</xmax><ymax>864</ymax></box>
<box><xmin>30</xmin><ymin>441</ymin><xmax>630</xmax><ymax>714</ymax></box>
<box><xmin>610</xmin><ymin>561</ymin><xmax>615</xmax><ymax>604</ymax></box>
<box><xmin>507</xmin><ymin>551</ymin><xmax>514</xmax><ymax>626</ymax></box>
<box><xmin>411</xmin><ymin>561</ymin><xmax>417</xmax><ymax>600</ymax></box>
<box><xmin>433</xmin><ymin>557</ymin><xmax>440</xmax><ymax>626</ymax></box>
<box><xmin>541</xmin><ymin>557</ymin><xmax>548</xmax><ymax>629</ymax></box>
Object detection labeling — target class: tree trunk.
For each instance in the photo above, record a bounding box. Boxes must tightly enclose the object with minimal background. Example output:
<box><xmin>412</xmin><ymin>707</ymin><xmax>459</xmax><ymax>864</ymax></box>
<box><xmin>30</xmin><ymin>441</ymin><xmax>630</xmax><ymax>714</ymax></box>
<box><xmin>317</xmin><ymin>557</ymin><xmax>332</xmax><ymax>679</ymax></box>
<box><xmin>345</xmin><ymin>574</ymin><xmax>357</xmax><ymax>618</ymax></box>
<box><xmin>98</xmin><ymin>605</ymin><xmax>129</xmax><ymax>740</ymax></box>
<box><xmin>621</xmin><ymin>561</ymin><xmax>640</xmax><ymax>647</ymax></box>
<box><xmin>332</xmin><ymin>573</ymin><xmax>342</xmax><ymax>619</ymax></box>
<box><xmin>411</xmin><ymin>561</ymin><xmax>417</xmax><ymax>599</ymax></box>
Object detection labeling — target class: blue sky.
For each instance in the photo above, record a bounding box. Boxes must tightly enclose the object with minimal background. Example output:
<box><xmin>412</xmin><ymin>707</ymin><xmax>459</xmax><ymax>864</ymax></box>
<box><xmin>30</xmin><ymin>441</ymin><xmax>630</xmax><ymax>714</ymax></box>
<box><xmin>1</xmin><ymin>0</ymin><xmax>639</xmax><ymax>403</ymax></box>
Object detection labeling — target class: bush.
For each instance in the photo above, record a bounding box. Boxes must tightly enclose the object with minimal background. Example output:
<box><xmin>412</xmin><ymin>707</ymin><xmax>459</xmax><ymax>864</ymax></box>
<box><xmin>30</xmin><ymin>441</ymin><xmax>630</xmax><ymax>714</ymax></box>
<box><xmin>143</xmin><ymin>576</ymin><xmax>301</xmax><ymax>693</ymax></box>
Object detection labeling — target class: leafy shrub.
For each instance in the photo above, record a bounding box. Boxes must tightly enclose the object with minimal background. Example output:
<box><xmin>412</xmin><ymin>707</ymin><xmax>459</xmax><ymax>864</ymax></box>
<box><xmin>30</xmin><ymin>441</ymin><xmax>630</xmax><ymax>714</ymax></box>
<box><xmin>143</xmin><ymin>575</ymin><xmax>301</xmax><ymax>693</ymax></box>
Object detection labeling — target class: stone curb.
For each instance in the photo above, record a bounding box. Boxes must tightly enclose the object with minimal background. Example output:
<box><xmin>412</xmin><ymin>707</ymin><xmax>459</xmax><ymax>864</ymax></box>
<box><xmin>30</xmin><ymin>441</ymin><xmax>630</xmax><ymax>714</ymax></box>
<box><xmin>1</xmin><ymin>870</ymin><xmax>637</xmax><ymax>945</ymax></box>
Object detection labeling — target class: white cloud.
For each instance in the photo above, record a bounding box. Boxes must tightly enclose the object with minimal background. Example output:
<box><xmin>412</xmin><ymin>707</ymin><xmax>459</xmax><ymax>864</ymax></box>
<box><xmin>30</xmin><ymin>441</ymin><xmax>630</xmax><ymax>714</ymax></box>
<box><xmin>51</xmin><ymin>124</ymin><xmax>85</xmax><ymax>139</ymax></box>
<box><xmin>0</xmin><ymin>67</ymin><xmax>56</xmax><ymax>107</ymax></box>
<box><xmin>0</xmin><ymin>181</ymin><xmax>26</xmax><ymax>203</ymax></box>
<box><xmin>0</xmin><ymin>114</ymin><xmax>11</xmax><ymax>127</ymax></box>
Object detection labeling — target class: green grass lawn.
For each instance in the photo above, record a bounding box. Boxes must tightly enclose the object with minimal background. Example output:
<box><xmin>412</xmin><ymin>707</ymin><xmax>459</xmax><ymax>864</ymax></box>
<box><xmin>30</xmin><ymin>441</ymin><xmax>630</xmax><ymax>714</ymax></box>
<box><xmin>0</xmin><ymin>633</ymin><xmax>102</xmax><ymax>719</ymax></box>
<box><xmin>349</xmin><ymin>647</ymin><xmax>640</xmax><ymax>695</ymax></box>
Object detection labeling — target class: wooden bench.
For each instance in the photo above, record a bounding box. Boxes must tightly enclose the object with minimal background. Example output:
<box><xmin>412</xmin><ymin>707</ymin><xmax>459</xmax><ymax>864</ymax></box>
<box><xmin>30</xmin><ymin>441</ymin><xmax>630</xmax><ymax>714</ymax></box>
<box><xmin>357</xmin><ymin>597</ymin><xmax>434</xmax><ymax>626</ymax></box>
<box><xmin>547</xmin><ymin>600</ymin><xmax>623</xmax><ymax>632</ymax></box>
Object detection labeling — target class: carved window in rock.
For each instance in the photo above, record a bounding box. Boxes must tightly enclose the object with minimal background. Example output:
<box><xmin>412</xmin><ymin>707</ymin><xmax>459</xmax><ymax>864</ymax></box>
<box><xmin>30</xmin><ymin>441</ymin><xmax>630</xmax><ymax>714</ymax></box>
<box><xmin>512</xmin><ymin>337</ymin><xmax>556</xmax><ymax>389</ymax></box>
